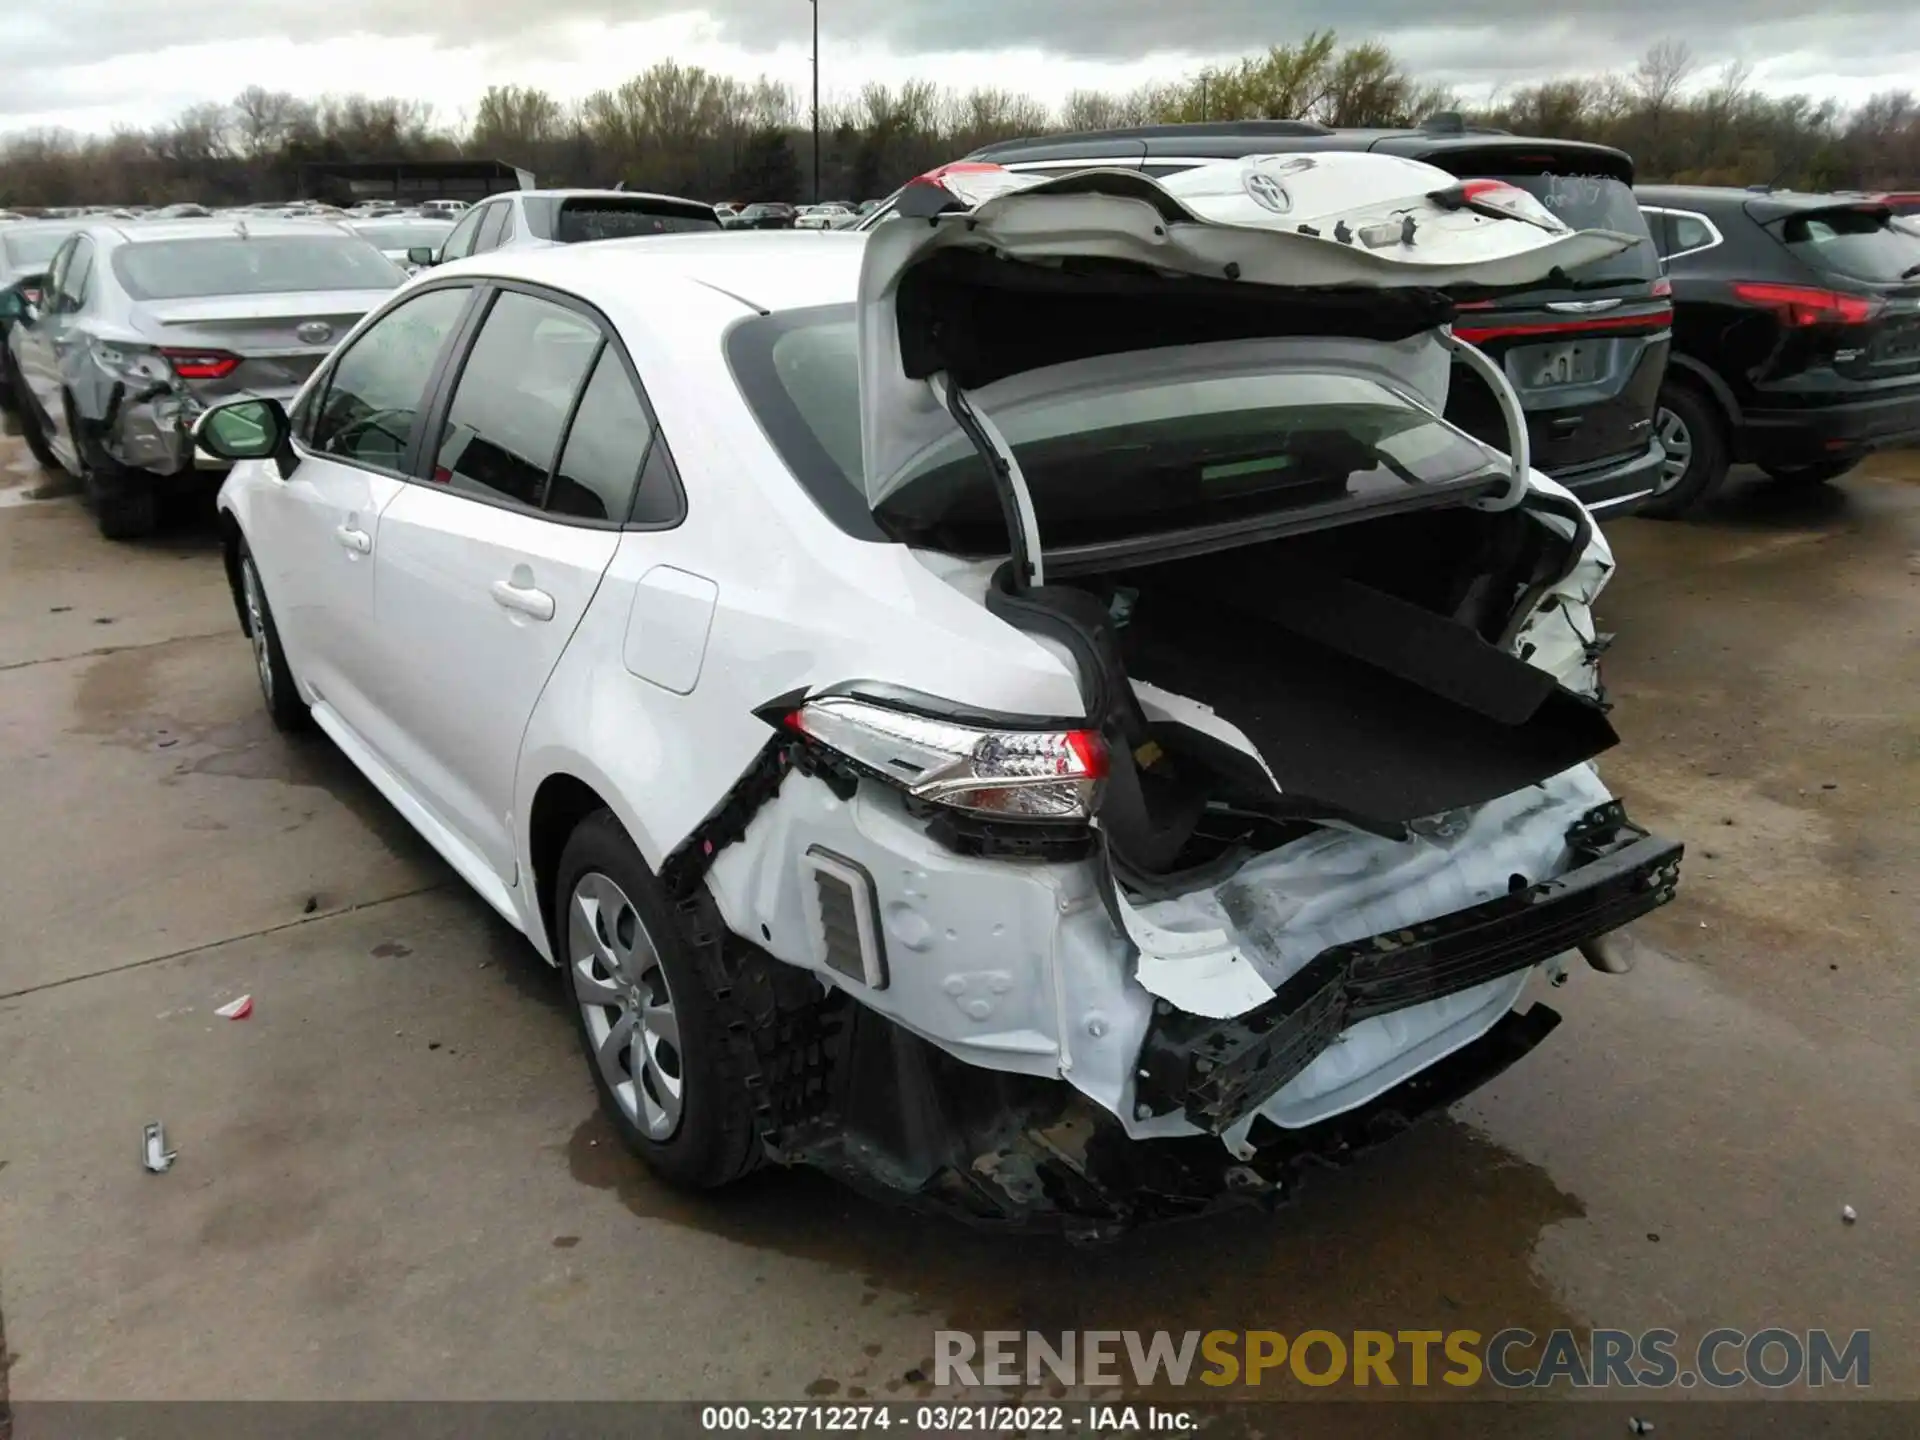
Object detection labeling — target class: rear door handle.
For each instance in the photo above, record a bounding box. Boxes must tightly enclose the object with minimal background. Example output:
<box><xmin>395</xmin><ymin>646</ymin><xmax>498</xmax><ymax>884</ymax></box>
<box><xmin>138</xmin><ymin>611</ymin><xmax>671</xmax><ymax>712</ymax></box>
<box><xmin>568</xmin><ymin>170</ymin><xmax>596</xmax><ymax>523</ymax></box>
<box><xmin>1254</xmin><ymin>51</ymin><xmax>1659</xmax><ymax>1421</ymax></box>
<box><xmin>334</xmin><ymin>524</ymin><xmax>371</xmax><ymax>554</ymax></box>
<box><xmin>490</xmin><ymin>579</ymin><xmax>555</xmax><ymax>622</ymax></box>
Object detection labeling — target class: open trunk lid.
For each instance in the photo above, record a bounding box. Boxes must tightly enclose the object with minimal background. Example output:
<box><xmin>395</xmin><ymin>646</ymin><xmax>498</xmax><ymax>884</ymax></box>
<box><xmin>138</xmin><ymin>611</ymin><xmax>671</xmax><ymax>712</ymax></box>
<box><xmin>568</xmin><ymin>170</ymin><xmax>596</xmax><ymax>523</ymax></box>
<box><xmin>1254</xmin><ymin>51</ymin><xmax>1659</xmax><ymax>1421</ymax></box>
<box><xmin>856</xmin><ymin>153</ymin><xmax>1641</xmax><ymax>533</ymax></box>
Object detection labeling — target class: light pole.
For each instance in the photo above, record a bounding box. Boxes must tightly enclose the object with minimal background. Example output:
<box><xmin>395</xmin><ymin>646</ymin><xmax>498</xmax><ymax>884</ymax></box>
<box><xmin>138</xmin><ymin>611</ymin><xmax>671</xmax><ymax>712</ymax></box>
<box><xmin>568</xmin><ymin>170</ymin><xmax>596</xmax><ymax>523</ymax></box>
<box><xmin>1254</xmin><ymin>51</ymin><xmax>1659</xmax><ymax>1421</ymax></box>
<box><xmin>810</xmin><ymin>0</ymin><xmax>821</xmax><ymax>204</ymax></box>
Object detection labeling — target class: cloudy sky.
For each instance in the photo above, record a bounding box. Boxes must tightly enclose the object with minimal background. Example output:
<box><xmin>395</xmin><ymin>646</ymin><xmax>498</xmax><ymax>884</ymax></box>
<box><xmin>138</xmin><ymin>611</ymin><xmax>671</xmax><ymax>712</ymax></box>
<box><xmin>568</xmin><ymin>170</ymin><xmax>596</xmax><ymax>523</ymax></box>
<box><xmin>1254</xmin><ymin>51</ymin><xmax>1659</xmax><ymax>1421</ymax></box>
<box><xmin>4</xmin><ymin>0</ymin><xmax>1915</xmax><ymax>135</ymax></box>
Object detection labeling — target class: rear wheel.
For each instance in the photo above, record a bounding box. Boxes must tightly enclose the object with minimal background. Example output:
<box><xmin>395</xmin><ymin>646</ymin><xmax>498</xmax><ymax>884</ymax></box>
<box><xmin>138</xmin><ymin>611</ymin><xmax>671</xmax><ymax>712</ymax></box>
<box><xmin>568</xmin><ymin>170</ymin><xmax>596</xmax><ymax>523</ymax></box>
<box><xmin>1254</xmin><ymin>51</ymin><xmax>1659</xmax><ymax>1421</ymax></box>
<box><xmin>1639</xmin><ymin>382</ymin><xmax>1729</xmax><ymax>520</ymax></box>
<box><xmin>555</xmin><ymin>811</ymin><xmax>765</xmax><ymax>1190</ymax></box>
<box><xmin>1760</xmin><ymin>458</ymin><xmax>1858</xmax><ymax>488</ymax></box>
<box><xmin>66</xmin><ymin>396</ymin><xmax>158</xmax><ymax>540</ymax></box>
<box><xmin>10</xmin><ymin>369</ymin><xmax>61</xmax><ymax>472</ymax></box>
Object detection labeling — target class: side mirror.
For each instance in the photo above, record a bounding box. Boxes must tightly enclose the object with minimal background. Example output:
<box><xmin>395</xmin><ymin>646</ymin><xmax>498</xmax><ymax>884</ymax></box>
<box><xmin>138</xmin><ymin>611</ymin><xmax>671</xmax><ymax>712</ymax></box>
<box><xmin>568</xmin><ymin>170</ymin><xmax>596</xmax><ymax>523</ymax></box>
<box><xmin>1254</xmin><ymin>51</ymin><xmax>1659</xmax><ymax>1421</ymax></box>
<box><xmin>194</xmin><ymin>396</ymin><xmax>294</xmax><ymax>477</ymax></box>
<box><xmin>407</xmin><ymin>246</ymin><xmax>438</xmax><ymax>267</ymax></box>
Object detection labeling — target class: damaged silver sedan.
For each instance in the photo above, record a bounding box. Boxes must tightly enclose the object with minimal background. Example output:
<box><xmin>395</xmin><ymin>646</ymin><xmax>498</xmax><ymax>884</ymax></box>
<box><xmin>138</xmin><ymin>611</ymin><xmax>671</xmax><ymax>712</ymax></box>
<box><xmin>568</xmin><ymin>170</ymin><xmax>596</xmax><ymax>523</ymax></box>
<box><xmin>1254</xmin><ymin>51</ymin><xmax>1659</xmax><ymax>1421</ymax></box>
<box><xmin>7</xmin><ymin>216</ymin><xmax>402</xmax><ymax>538</ymax></box>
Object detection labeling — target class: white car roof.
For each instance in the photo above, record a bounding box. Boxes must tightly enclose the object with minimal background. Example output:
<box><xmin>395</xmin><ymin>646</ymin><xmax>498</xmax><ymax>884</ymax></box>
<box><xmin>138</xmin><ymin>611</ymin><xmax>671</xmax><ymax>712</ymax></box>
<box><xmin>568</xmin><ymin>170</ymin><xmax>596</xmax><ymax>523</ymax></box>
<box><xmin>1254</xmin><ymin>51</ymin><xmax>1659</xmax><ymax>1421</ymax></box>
<box><xmin>431</xmin><ymin>230</ymin><xmax>864</xmax><ymax>313</ymax></box>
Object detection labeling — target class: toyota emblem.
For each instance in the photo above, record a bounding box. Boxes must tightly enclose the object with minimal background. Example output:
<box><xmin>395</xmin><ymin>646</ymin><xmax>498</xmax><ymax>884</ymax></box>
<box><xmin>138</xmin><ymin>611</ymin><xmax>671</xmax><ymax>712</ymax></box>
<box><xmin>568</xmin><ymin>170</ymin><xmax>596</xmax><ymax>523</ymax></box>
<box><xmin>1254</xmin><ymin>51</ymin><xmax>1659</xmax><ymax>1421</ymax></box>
<box><xmin>296</xmin><ymin>321</ymin><xmax>334</xmax><ymax>345</ymax></box>
<box><xmin>1244</xmin><ymin>172</ymin><xmax>1292</xmax><ymax>214</ymax></box>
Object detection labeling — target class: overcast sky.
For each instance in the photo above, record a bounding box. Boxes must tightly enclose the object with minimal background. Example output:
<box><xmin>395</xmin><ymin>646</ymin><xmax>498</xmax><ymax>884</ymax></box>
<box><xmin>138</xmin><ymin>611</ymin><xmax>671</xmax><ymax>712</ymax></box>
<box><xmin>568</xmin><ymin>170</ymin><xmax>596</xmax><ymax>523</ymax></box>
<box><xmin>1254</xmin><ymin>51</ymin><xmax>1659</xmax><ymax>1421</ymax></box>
<box><xmin>4</xmin><ymin>1</ymin><xmax>1915</xmax><ymax>135</ymax></box>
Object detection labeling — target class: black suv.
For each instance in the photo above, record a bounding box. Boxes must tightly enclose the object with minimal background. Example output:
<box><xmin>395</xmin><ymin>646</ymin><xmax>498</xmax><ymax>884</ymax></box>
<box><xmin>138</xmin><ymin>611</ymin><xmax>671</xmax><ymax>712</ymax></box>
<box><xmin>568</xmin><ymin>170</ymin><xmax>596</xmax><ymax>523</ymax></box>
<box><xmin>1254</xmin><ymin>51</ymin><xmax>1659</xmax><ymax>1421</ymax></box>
<box><xmin>864</xmin><ymin>119</ymin><xmax>1673</xmax><ymax>516</ymax></box>
<box><xmin>1636</xmin><ymin>186</ymin><xmax>1920</xmax><ymax>515</ymax></box>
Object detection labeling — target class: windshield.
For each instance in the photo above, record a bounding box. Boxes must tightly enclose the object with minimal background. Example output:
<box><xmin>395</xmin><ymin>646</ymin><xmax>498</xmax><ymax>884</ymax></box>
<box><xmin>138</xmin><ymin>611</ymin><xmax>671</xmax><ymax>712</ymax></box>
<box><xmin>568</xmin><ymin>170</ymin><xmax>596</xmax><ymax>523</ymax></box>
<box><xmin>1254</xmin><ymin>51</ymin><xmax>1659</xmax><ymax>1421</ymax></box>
<box><xmin>1494</xmin><ymin>174</ymin><xmax>1656</xmax><ymax>289</ymax></box>
<box><xmin>3</xmin><ymin>229</ymin><xmax>70</xmax><ymax>268</ymax></box>
<box><xmin>113</xmin><ymin>235</ymin><xmax>404</xmax><ymax>300</ymax></box>
<box><xmin>729</xmin><ymin>306</ymin><xmax>1502</xmax><ymax>554</ymax></box>
<box><xmin>555</xmin><ymin>200</ymin><xmax>719</xmax><ymax>242</ymax></box>
<box><xmin>353</xmin><ymin>223</ymin><xmax>452</xmax><ymax>251</ymax></box>
<box><xmin>1779</xmin><ymin>208</ymin><xmax>1920</xmax><ymax>284</ymax></box>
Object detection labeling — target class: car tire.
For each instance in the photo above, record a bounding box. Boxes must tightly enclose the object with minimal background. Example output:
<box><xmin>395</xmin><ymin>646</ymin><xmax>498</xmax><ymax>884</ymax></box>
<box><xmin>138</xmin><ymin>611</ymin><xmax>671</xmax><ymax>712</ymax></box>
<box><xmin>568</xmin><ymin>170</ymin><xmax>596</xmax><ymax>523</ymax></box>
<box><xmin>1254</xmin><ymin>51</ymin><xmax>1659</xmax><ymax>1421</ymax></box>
<box><xmin>0</xmin><ymin>349</ymin><xmax>17</xmax><ymax>414</ymax></box>
<box><xmin>10</xmin><ymin>369</ymin><xmax>61</xmax><ymax>472</ymax></box>
<box><xmin>1759</xmin><ymin>458</ymin><xmax>1858</xmax><ymax>488</ymax></box>
<box><xmin>238</xmin><ymin>544</ymin><xmax>309</xmax><ymax>732</ymax></box>
<box><xmin>65</xmin><ymin>396</ymin><xmax>158</xmax><ymax>540</ymax></box>
<box><xmin>1640</xmin><ymin>382</ymin><xmax>1730</xmax><ymax>520</ymax></box>
<box><xmin>555</xmin><ymin>810</ymin><xmax>766</xmax><ymax>1190</ymax></box>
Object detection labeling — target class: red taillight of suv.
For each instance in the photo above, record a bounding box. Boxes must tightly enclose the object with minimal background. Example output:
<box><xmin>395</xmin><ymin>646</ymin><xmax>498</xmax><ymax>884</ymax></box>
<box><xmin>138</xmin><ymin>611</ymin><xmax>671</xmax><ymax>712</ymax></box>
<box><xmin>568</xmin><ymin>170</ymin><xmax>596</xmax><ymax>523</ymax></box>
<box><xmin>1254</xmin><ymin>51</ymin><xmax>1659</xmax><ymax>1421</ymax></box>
<box><xmin>160</xmin><ymin>348</ymin><xmax>241</xmax><ymax>380</ymax></box>
<box><xmin>1730</xmin><ymin>283</ymin><xmax>1883</xmax><ymax>327</ymax></box>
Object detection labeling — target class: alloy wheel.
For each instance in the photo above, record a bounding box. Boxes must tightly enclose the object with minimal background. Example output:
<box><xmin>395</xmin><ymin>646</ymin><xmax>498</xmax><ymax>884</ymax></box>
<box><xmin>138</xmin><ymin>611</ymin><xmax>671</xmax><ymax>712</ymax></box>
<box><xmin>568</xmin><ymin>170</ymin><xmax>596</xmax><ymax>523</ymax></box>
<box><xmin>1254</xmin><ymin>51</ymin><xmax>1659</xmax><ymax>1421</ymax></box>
<box><xmin>1654</xmin><ymin>406</ymin><xmax>1693</xmax><ymax>495</ymax></box>
<box><xmin>568</xmin><ymin>871</ymin><xmax>684</xmax><ymax>1140</ymax></box>
<box><xmin>241</xmin><ymin>559</ymin><xmax>273</xmax><ymax>701</ymax></box>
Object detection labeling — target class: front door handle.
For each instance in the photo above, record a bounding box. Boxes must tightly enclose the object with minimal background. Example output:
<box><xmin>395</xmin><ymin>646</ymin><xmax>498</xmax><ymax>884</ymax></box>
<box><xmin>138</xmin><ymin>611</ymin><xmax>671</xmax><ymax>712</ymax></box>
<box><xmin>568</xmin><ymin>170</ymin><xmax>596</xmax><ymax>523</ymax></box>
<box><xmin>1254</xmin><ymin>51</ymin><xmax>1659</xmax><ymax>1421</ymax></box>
<box><xmin>490</xmin><ymin>579</ymin><xmax>555</xmax><ymax>622</ymax></box>
<box><xmin>334</xmin><ymin>524</ymin><xmax>371</xmax><ymax>554</ymax></box>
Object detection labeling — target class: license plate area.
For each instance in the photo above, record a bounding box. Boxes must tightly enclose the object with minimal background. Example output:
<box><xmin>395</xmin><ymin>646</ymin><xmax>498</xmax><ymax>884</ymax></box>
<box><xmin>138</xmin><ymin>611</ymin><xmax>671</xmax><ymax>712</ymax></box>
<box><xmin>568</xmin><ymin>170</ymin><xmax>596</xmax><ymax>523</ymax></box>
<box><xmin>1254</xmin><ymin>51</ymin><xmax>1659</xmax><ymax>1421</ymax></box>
<box><xmin>1523</xmin><ymin>341</ymin><xmax>1603</xmax><ymax>388</ymax></box>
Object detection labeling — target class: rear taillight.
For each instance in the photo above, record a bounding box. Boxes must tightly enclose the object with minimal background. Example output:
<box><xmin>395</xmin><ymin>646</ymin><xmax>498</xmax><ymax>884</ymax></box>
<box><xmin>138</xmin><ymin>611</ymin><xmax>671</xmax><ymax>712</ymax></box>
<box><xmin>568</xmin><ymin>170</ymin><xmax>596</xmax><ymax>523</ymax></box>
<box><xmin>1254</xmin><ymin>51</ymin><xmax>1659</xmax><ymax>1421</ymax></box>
<box><xmin>1651</xmin><ymin>277</ymin><xmax>1673</xmax><ymax>298</ymax></box>
<box><xmin>1730</xmin><ymin>282</ymin><xmax>1882</xmax><ymax>327</ymax></box>
<box><xmin>160</xmin><ymin>348</ymin><xmax>241</xmax><ymax>379</ymax></box>
<box><xmin>1453</xmin><ymin>306</ymin><xmax>1672</xmax><ymax>343</ymax></box>
<box><xmin>19</xmin><ymin>286</ymin><xmax>40</xmax><ymax>306</ymax></box>
<box><xmin>785</xmin><ymin>695</ymin><xmax>1107</xmax><ymax>820</ymax></box>
<box><xmin>1428</xmin><ymin>178</ymin><xmax>1565</xmax><ymax>232</ymax></box>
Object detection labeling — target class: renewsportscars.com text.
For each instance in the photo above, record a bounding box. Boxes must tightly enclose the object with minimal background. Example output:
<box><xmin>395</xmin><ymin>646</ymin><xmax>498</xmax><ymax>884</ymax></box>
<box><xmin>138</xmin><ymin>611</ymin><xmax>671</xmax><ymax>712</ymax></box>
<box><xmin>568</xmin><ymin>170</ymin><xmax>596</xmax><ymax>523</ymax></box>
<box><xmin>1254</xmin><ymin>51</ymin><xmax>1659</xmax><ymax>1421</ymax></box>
<box><xmin>935</xmin><ymin>1328</ymin><xmax>1870</xmax><ymax>1390</ymax></box>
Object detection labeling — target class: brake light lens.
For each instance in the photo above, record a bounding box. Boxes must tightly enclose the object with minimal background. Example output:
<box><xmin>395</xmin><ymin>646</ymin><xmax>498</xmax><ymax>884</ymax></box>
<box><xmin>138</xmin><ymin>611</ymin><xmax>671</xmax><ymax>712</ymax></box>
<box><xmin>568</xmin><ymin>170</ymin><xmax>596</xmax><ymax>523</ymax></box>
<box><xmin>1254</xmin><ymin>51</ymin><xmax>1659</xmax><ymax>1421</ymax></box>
<box><xmin>1730</xmin><ymin>282</ymin><xmax>1882</xmax><ymax>327</ymax></box>
<box><xmin>786</xmin><ymin>695</ymin><xmax>1107</xmax><ymax>820</ymax></box>
<box><xmin>1453</xmin><ymin>306</ymin><xmax>1671</xmax><ymax>343</ymax></box>
<box><xmin>160</xmin><ymin>348</ymin><xmax>242</xmax><ymax>379</ymax></box>
<box><xmin>1429</xmin><ymin>178</ymin><xmax>1567</xmax><ymax>232</ymax></box>
<box><xmin>1652</xmin><ymin>277</ymin><xmax>1673</xmax><ymax>298</ymax></box>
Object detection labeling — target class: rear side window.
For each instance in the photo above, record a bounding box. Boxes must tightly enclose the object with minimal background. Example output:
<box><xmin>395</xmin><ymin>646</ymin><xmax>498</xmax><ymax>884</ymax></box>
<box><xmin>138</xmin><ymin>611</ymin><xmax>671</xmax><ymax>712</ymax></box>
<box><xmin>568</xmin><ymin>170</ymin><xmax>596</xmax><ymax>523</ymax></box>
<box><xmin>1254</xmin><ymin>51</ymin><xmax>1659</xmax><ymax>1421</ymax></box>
<box><xmin>1671</xmin><ymin>213</ymin><xmax>1717</xmax><ymax>255</ymax></box>
<box><xmin>729</xmin><ymin>306</ymin><xmax>1501</xmax><ymax>554</ymax></box>
<box><xmin>1779</xmin><ymin>208</ymin><xmax>1920</xmax><ymax>284</ymax></box>
<box><xmin>555</xmin><ymin>200</ymin><xmax>720</xmax><ymax>242</ymax></box>
<box><xmin>311</xmin><ymin>286</ymin><xmax>470</xmax><ymax>468</ymax></box>
<box><xmin>431</xmin><ymin>291</ymin><xmax>600</xmax><ymax>509</ymax></box>
<box><xmin>113</xmin><ymin>235</ymin><xmax>403</xmax><ymax>299</ymax></box>
<box><xmin>548</xmin><ymin>349</ymin><xmax>655</xmax><ymax>522</ymax></box>
<box><xmin>1496</xmin><ymin>175</ymin><xmax>1657</xmax><ymax>287</ymax></box>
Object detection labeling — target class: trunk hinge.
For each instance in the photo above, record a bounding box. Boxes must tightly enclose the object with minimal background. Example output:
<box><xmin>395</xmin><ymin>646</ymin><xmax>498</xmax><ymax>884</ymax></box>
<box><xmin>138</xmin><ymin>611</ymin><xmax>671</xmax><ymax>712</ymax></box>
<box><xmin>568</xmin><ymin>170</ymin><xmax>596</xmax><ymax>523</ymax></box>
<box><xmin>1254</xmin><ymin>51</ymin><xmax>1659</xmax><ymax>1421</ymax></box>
<box><xmin>1440</xmin><ymin>331</ymin><xmax>1531</xmax><ymax>511</ymax></box>
<box><xmin>930</xmin><ymin>373</ymin><xmax>1046</xmax><ymax>590</ymax></box>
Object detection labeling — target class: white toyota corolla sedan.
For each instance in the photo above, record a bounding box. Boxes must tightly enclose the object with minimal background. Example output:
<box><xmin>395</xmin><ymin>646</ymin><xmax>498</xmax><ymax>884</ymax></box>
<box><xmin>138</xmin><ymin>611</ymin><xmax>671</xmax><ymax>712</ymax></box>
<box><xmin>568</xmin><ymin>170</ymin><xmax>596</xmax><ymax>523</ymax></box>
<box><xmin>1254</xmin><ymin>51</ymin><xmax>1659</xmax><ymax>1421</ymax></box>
<box><xmin>197</xmin><ymin>154</ymin><xmax>1683</xmax><ymax>1234</ymax></box>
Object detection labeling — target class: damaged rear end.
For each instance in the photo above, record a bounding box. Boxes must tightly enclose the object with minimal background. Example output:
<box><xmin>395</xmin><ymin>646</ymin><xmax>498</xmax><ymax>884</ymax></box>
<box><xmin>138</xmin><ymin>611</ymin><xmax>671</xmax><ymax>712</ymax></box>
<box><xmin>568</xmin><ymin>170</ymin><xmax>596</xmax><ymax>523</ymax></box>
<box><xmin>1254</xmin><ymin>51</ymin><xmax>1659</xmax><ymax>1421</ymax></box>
<box><xmin>689</xmin><ymin>156</ymin><xmax>1682</xmax><ymax>1232</ymax></box>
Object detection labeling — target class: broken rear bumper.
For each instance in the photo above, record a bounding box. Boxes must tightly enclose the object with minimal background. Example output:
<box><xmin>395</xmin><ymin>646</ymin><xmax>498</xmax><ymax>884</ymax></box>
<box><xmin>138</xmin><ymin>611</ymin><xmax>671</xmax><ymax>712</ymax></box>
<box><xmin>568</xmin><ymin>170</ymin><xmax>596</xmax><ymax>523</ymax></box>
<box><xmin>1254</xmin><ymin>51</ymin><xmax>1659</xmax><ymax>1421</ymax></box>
<box><xmin>1134</xmin><ymin>803</ymin><xmax>1681</xmax><ymax>1135</ymax></box>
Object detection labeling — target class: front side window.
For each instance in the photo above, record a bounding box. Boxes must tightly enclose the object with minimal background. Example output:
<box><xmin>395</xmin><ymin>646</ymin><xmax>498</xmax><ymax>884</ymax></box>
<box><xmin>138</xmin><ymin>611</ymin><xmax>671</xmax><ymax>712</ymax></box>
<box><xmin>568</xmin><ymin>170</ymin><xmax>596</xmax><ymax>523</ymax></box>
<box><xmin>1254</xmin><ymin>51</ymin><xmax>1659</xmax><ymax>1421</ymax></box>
<box><xmin>430</xmin><ymin>290</ymin><xmax>600</xmax><ymax>509</ymax></box>
<box><xmin>310</xmin><ymin>286</ymin><xmax>471</xmax><ymax>469</ymax></box>
<box><xmin>729</xmin><ymin>306</ymin><xmax>1502</xmax><ymax>554</ymax></box>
